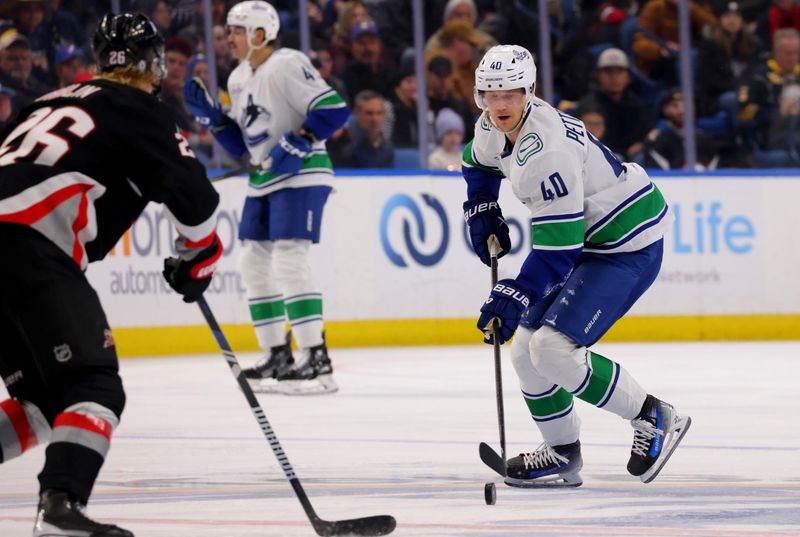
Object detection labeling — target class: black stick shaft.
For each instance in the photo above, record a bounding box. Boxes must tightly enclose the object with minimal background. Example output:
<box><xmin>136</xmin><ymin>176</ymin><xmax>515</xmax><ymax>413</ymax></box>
<box><xmin>490</xmin><ymin>253</ymin><xmax>507</xmax><ymax>467</ymax></box>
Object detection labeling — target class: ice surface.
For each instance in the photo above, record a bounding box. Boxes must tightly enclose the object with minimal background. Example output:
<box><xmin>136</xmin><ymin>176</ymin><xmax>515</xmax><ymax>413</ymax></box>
<box><xmin>1</xmin><ymin>342</ymin><xmax>798</xmax><ymax>536</ymax></box>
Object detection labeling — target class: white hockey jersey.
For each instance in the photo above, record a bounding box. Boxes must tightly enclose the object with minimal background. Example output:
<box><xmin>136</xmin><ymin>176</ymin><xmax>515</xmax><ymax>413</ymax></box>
<box><xmin>464</xmin><ymin>97</ymin><xmax>672</xmax><ymax>255</ymax></box>
<box><xmin>227</xmin><ymin>48</ymin><xmax>347</xmax><ymax>197</ymax></box>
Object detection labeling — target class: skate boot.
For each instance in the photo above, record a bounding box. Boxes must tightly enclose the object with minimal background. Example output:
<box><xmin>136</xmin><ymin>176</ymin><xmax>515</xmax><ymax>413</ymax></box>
<box><xmin>628</xmin><ymin>394</ymin><xmax>692</xmax><ymax>483</ymax></box>
<box><xmin>243</xmin><ymin>332</ymin><xmax>294</xmax><ymax>393</ymax></box>
<box><xmin>275</xmin><ymin>340</ymin><xmax>338</xmax><ymax>395</ymax></box>
<box><xmin>34</xmin><ymin>490</ymin><xmax>133</xmax><ymax>537</ymax></box>
<box><xmin>504</xmin><ymin>440</ymin><xmax>583</xmax><ymax>488</ymax></box>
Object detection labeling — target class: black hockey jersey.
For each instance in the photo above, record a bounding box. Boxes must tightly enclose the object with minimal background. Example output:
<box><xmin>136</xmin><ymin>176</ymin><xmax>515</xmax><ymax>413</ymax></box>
<box><xmin>0</xmin><ymin>79</ymin><xmax>219</xmax><ymax>269</ymax></box>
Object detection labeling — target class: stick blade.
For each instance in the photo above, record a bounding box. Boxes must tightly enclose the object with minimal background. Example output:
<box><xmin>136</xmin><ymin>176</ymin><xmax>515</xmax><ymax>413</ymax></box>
<box><xmin>314</xmin><ymin>515</ymin><xmax>397</xmax><ymax>536</ymax></box>
<box><xmin>479</xmin><ymin>442</ymin><xmax>506</xmax><ymax>477</ymax></box>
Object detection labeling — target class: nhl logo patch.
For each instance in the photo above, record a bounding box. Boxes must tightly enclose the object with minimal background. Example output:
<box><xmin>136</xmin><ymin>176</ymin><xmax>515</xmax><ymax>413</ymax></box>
<box><xmin>53</xmin><ymin>344</ymin><xmax>72</xmax><ymax>363</ymax></box>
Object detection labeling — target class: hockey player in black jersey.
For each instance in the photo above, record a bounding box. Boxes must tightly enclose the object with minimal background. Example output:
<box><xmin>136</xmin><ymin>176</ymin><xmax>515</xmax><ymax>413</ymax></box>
<box><xmin>0</xmin><ymin>13</ymin><xmax>222</xmax><ymax>537</ymax></box>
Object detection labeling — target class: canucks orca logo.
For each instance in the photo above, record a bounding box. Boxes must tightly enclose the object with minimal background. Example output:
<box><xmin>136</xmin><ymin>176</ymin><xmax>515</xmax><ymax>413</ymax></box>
<box><xmin>380</xmin><ymin>193</ymin><xmax>449</xmax><ymax>267</ymax></box>
<box><xmin>243</xmin><ymin>94</ymin><xmax>271</xmax><ymax>145</ymax></box>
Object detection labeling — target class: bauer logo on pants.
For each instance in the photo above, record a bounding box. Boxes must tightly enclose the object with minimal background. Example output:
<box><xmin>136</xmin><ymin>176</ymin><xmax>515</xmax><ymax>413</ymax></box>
<box><xmin>380</xmin><ymin>193</ymin><xmax>450</xmax><ymax>268</ymax></box>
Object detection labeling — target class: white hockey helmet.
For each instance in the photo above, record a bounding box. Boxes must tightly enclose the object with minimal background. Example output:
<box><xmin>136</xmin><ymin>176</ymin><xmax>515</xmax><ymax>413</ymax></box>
<box><xmin>227</xmin><ymin>1</ymin><xmax>280</xmax><ymax>50</ymax></box>
<box><xmin>474</xmin><ymin>45</ymin><xmax>537</xmax><ymax>110</ymax></box>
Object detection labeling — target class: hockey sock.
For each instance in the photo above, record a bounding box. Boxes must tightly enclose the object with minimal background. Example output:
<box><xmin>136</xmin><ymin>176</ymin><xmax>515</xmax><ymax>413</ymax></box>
<box><xmin>286</xmin><ymin>292</ymin><xmax>324</xmax><ymax>350</ymax></box>
<box><xmin>0</xmin><ymin>399</ymin><xmax>51</xmax><ymax>462</ymax></box>
<box><xmin>248</xmin><ymin>293</ymin><xmax>288</xmax><ymax>347</ymax></box>
<box><xmin>573</xmin><ymin>352</ymin><xmax>646</xmax><ymax>420</ymax></box>
<box><xmin>38</xmin><ymin>402</ymin><xmax>118</xmax><ymax>504</ymax></box>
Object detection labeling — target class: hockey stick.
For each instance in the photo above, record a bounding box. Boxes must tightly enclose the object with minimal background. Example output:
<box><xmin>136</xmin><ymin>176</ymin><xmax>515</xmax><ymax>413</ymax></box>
<box><xmin>196</xmin><ymin>296</ymin><xmax>397</xmax><ymax>537</ymax></box>
<box><xmin>478</xmin><ymin>237</ymin><xmax>508</xmax><ymax>477</ymax></box>
<box><xmin>207</xmin><ymin>157</ymin><xmax>273</xmax><ymax>183</ymax></box>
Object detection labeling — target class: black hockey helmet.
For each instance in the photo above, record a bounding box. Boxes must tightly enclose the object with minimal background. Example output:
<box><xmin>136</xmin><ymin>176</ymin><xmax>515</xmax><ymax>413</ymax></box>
<box><xmin>93</xmin><ymin>13</ymin><xmax>166</xmax><ymax>79</ymax></box>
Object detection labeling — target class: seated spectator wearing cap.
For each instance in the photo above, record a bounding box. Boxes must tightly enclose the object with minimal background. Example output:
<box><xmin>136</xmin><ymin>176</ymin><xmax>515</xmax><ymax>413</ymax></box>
<box><xmin>756</xmin><ymin>0</ymin><xmax>800</xmax><ymax>48</ymax></box>
<box><xmin>429</xmin><ymin>107</ymin><xmax>465</xmax><ymax>171</ymax></box>
<box><xmin>387</xmin><ymin>66</ymin><xmax>420</xmax><ymax>148</ymax></box>
<box><xmin>425</xmin><ymin>0</ymin><xmax>497</xmax><ymax>58</ymax></box>
<box><xmin>737</xmin><ymin>28</ymin><xmax>800</xmax><ymax>166</ymax></box>
<box><xmin>644</xmin><ymin>88</ymin><xmax>720</xmax><ymax>170</ymax></box>
<box><xmin>331</xmin><ymin>90</ymin><xmax>394</xmax><ymax>168</ymax></box>
<box><xmin>632</xmin><ymin>0</ymin><xmax>717</xmax><ymax>87</ymax></box>
<box><xmin>341</xmin><ymin>20</ymin><xmax>395</xmax><ymax>103</ymax></box>
<box><xmin>2</xmin><ymin>0</ymin><xmax>86</xmax><ymax>85</ymax></box>
<box><xmin>426</xmin><ymin>54</ymin><xmax>475</xmax><ymax>141</ymax></box>
<box><xmin>428</xmin><ymin>19</ymin><xmax>480</xmax><ymax>114</ymax></box>
<box><xmin>329</xmin><ymin>0</ymin><xmax>371</xmax><ymax>75</ymax></box>
<box><xmin>53</xmin><ymin>44</ymin><xmax>87</xmax><ymax>88</ymax></box>
<box><xmin>577</xmin><ymin>48</ymin><xmax>655</xmax><ymax>160</ymax></box>
<box><xmin>0</xmin><ymin>28</ymin><xmax>51</xmax><ymax>100</ymax></box>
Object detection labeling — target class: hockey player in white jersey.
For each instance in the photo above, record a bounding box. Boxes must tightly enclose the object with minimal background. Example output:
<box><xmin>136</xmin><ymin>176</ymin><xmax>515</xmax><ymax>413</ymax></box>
<box><xmin>463</xmin><ymin>45</ymin><xmax>691</xmax><ymax>486</ymax></box>
<box><xmin>184</xmin><ymin>0</ymin><xmax>349</xmax><ymax>395</ymax></box>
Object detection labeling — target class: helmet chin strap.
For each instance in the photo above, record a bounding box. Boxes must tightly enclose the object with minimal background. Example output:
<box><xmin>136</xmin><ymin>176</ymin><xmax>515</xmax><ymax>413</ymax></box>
<box><xmin>244</xmin><ymin>31</ymin><xmax>269</xmax><ymax>63</ymax></box>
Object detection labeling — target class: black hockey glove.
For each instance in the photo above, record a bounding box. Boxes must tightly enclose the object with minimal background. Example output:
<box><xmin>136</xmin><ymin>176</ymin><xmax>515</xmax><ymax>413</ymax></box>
<box><xmin>163</xmin><ymin>234</ymin><xmax>222</xmax><ymax>303</ymax></box>
<box><xmin>463</xmin><ymin>194</ymin><xmax>511</xmax><ymax>266</ymax></box>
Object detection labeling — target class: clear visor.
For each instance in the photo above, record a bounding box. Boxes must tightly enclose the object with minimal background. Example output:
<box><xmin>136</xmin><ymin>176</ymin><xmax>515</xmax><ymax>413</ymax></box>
<box><xmin>477</xmin><ymin>89</ymin><xmax>527</xmax><ymax>109</ymax></box>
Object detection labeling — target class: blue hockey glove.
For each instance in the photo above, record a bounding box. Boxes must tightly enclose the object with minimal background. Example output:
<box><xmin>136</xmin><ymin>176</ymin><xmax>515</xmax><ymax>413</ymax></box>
<box><xmin>183</xmin><ymin>77</ymin><xmax>225</xmax><ymax>128</ymax></box>
<box><xmin>478</xmin><ymin>279</ymin><xmax>530</xmax><ymax>344</ymax></box>
<box><xmin>268</xmin><ymin>131</ymin><xmax>313</xmax><ymax>175</ymax></box>
<box><xmin>463</xmin><ymin>195</ymin><xmax>511</xmax><ymax>267</ymax></box>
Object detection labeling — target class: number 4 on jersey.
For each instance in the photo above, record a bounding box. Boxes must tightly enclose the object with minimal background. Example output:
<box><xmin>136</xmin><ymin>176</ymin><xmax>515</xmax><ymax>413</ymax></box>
<box><xmin>540</xmin><ymin>172</ymin><xmax>568</xmax><ymax>201</ymax></box>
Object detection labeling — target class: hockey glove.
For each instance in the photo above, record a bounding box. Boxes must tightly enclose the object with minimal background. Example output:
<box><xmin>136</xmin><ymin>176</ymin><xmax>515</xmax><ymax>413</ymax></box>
<box><xmin>478</xmin><ymin>279</ymin><xmax>531</xmax><ymax>345</ymax></box>
<box><xmin>463</xmin><ymin>194</ymin><xmax>511</xmax><ymax>267</ymax></box>
<box><xmin>163</xmin><ymin>234</ymin><xmax>223</xmax><ymax>303</ymax></box>
<box><xmin>183</xmin><ymin>77</ymin><xmax>225</xmax><ymax>129</ymax></box>
<box><xmin>268</xmin><ymin>131</ymin><xmax>313</xmax><ymax>176</ymax></box>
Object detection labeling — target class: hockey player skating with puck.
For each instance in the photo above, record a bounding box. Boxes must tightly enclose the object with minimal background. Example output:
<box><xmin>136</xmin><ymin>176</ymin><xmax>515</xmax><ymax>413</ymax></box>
<box><xmin>463</xmin><ymin>45</ymin><xmax>691</xmax><ymax>487</ymax></box>
<box><xmin>184</xmin><ymin>0</ymin><xmax>349</xmax><ymax>395</ymax></box>
<box><xmin>0</xmin><ymin>13</ymin><xmax>222</xmax><ymax>536</ymax></box>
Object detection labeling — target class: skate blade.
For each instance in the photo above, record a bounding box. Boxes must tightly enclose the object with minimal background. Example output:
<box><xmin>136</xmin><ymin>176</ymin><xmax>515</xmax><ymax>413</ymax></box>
<box><xmin>247</xmin><ymin>377</ymin><xmax>281</xmax><ymax>394</ymax></box>
<box><xmin>641</xmin><ymin>414</ymin><xmax>692</xmax><ymax>484</ymax></box>
<box><xmin>275</xmin><ymin>374</ymin><xmax>339</xmax><ymax>396</ymax></box>
<box><xmin>504</xmin><ymin>471</ymin><xmax>583</xmax><ymax>488</ymax></box>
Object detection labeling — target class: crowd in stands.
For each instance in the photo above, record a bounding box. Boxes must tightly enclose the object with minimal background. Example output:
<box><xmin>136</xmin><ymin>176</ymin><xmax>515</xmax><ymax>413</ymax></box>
<box><xmin>1</xmin><ymin>0</ymin><xmax>799</xmax><ymax>169</ymax></box>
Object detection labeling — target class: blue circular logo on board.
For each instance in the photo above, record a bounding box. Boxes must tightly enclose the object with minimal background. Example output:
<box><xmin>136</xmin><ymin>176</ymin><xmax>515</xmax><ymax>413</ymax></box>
<box><xmin>380</xmin><ymin>193</ymin><xmax>450</xmax><ymax>267</ymax></box>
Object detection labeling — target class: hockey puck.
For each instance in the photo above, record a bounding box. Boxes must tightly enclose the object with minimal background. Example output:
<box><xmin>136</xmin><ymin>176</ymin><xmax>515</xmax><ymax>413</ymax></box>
<box><xmin>484</xmin><ymin>482</ymin><xmax>496</xmax><ymax>505</ymax></box>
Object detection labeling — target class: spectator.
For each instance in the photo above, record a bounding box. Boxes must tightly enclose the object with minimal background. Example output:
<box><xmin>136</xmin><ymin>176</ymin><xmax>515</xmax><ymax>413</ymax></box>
<box><xmin>429</xmin><ymin>107</ymin><xmax>465</xmax><ymax>171</ymax></box>
<box><xmin>697</xmin><ymin>2</ymin><xmax>761</xmax><ymax>115</ymax></box>
<box><xmin>310</xmin><ymin>46</ymin><xmax>347</xmax><ymax>103</ymax></box>
<box><xmin>211</xmin><ymin>23</ymin><xmax>233</xmax><ymax>90</ymax></box>
<box><xmin>388</xmin><ymin>66</ymin><xmax>419</xmax><ymax>148</ymax></box>
<box><xmin>644</xmin><ymin>88</ymin><xmax>720</xmax><ymax>170</ymax></box>
<box><xmin>737</xmin><ymin>28</ymin><xmax>800</xmax><ymax>166</ymax></box>
<box><xmin>329</xmin><ymin>0</ymin><xmax>371</xmax><ymax>75</ymax></box>
<box><xmin>633</xmin><ymin>0</ymin><xmax>717</xmax><ymax>86</ymax></box>
<box><xmin>578</xmin><ymin>48</ymin><xmax>654</xmax><ymax>160</ymax></box>
<box><xmin>0</xmin><ymin>31</ymin><xmax>51</xmax><ymax>100</ymax></box>
<box><xmin>0</xmin><ymin>82</ymin><xmax>16</xmax><ymax>130</ymax></box>
<box><xmin>425</xmin><ymin>0</ymin><xmax>497</xmax><ymax>57</ymax></box>
<box><xmin>756</xmin><ymin>0</ymin><xmax>800</xmax><ymax>47</ymax></box>
<box><xmin>138</xmin><ymin>0</ymin><xmax>173</xmax><ymax>36</ymax></box>
<box><xmin>576</xmin><ymin>106</ymin><xmax>607</xmax><ymax>143</ymax></box>
<box><xmin>426</xmin><ymin>55</ymin><xmax>475</xmax><ymax>141</ymax></box>
<box><xmin>429</xmin><ymin>19</ymin><xmax>480</xmax><ymax>114</ymax></box>
<box><xmin>341</xmin><ymin>20</ymin><xmax>394</xmax><ymax>103</ymax></box>
<box><xmin>338</xmin><ymin>90</ymin><xmax>394</xmax><ymax>168</ymax></box>
<box><xmin>53</xmin><ymin>43</ymin><xmax>86</xmax><ymax>88</ymax></box>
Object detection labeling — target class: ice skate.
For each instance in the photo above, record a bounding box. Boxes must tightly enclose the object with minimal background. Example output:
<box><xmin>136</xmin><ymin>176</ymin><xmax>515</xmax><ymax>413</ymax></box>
<box><xmin>504</xmin><ymin>441</ymin><xmax>583</xmax><ymax>488</ymax></box>
<box><xmin>34</xmin><ymin>490</ymin><xmax>133</xmax><ymax>537</ymax></box>
<box><xmin>275</xmin><ymin>341</ymin><xmax>338</xmax><ymax>395</ymax></box>
<box><xmin>243</xmin><ymin>332</ymin><xmax>294</xmax><ymax>393</ymax></box>
<box><xmin>628</xmin><ymin>395</ymin><xmax>692</xmax><ymax>483</ymax></box>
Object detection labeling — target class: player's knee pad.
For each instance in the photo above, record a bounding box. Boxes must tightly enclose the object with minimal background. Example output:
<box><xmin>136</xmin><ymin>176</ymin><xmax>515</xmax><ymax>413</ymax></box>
<box><xmin>529</xmin><ymin>326</ymin><xmax>587</xmax><ymax>390</ymax></box>
<box><xmin>0</xmin><ymin>399</ymin><xmax>51</xmax><ymax>462</ymax></box>
<box><xmin>239</xmin><ymin>240</ymin><xmax>275</xmax><ymax>289</ymax></box>
<box><xmin>509</xmin><ymin>326</ymin><xmax>535</xmax><ymax>377</ymax></box>
<box><xmin>272</xmin><ymin>240</ymin><xmax>312</xmax><ymax>284</ymax></box>
<box><xmin>50</xmin><ymin>402</ymin><xmax>120</xmax><ymax>460</ymax></box>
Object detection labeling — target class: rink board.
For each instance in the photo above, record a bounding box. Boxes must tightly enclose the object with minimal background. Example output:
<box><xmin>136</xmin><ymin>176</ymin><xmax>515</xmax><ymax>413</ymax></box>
<box><xmin>83</xmin><ymin>172</ymin><xmax>800</xmax><ymax>354</ymax></box>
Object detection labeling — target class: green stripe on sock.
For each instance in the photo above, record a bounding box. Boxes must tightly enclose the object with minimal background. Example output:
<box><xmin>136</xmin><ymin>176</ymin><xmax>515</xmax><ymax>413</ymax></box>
<box><xmin>523</xmin><ymin>388</ymin><xmax>573</xmax><ymax>419</ymax></box>
<box><xmin>249</xmin><ymin>300</ymin><xmax>285</xmax><ymax>322</ymax></box>
<box><xmin>531</xmin><ymin>218</ymin><xmax>585</xmax><ymax>248</ymax></box>
<box><xmin>575</xmin><ymin>352</ymin><xmax>615</xmax><ymax>406</ymax></box>
<box><xmin>286</xmin><ymin>298</ymin><xmax>323</xmax><ymax>321</ymax></box>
